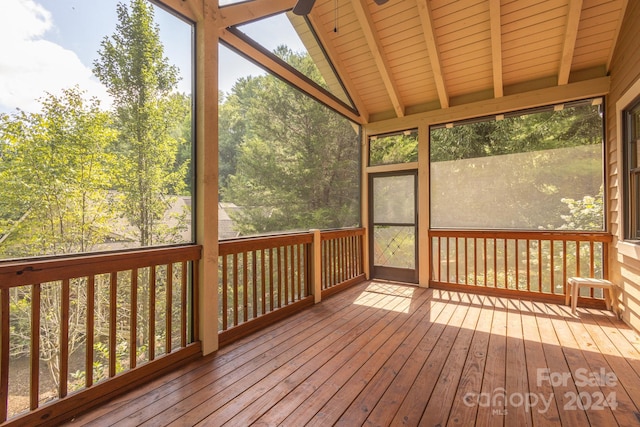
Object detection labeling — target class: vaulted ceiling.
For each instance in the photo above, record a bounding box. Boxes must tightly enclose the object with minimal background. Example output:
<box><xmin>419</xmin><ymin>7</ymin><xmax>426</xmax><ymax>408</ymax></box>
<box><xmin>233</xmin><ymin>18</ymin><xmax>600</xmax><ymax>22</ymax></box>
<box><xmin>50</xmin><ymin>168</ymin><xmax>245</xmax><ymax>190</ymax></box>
<box><xmin>217</xmin><ymin>0</ymin><xmax>628</xmax><ymax>124</ymax></box>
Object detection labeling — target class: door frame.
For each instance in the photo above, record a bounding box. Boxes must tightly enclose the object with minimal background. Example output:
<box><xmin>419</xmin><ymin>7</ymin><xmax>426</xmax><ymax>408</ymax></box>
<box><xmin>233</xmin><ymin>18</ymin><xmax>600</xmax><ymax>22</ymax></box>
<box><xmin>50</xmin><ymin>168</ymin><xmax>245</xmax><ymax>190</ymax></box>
<box><xmin>368</xmin><ymin>169</ymin><xmax>418</xmax><ymax>283</ymax></box>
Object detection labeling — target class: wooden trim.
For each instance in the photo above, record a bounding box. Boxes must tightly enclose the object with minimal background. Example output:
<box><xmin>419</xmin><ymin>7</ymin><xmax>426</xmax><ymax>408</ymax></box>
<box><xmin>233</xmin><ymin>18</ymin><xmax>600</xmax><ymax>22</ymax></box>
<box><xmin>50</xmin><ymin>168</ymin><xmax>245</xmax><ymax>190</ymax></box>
<box><xmin>489</xmin><ymin>0</ymin><xmax>503</xmax><ymax>98</ymax></box>
<box><xmin>429</xmin><ymin>281</ymin><xmax>607</xmax><ymax>309</ymax></box>
<box><xmin>352</xmin><ymin>0</ymin><xmax>404</xmax><ymax>117</ymax></box>
<box><xmin>3</xmin><ymin>343</ymin><xmax>202</xmax><ymax>427</ymax></box>
<box><xmin>417</xmin><ymin>0</ymin><xmax>449</xmax><ymax>109</ymax></box>
<box><xmin>558</xmin><ymin>0</ymin><xmax>583</xmax><ymax>85</ymax></box>
<box><xmin>0</xmin><ymin>245</ymin><xmax>202</xmax><ymax>289</ymax></box>
<box><xmin>218</xmin><ymin>297</ymin><xmax>314</xmax><ymax>347</ymax></box>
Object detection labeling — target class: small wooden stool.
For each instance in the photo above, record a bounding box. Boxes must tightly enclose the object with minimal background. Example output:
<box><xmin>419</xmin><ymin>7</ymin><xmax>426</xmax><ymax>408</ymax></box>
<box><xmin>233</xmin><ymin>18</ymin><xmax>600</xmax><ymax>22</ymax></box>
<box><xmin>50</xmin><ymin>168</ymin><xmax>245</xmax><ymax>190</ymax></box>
<box><xmin>565</xmin><ymin>277</ymin><xmax>617</xmax><ymax>315</ymax></box>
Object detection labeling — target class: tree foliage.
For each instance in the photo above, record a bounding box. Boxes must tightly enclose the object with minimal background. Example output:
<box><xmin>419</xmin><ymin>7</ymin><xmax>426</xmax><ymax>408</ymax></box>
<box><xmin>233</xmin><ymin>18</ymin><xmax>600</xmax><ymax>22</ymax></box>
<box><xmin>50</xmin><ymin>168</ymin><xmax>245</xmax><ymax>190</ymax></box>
<box><xmin>93</xmin><ymin>0</ymin><xmax>188</xmax><ymax>246</ymax></box>
<box><xmin>0</xmin><ymin>87</ymin><xmax>116</xmax><ymax>258</ymax></box>
<box><xmin>220</xmin><ymin>47</ymin><xmax>361</xmax><ymax>235</ymax></box>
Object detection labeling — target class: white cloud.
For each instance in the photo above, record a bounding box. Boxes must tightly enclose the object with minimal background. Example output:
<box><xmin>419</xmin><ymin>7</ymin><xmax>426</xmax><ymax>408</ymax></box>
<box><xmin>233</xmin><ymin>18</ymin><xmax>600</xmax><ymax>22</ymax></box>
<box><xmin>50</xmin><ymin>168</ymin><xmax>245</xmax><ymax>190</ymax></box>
<box><xmin>0</xmin><ymin>0</ymin><xmax>110</xmax><ymax>113</ymax></box>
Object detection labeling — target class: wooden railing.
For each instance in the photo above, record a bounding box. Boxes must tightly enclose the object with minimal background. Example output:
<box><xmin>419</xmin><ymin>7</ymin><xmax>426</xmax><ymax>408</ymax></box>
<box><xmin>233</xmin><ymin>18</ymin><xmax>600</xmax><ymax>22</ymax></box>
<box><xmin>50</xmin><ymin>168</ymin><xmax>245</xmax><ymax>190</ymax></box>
<box><xmin>0</xmin><ymin>245</ymin><xmax>201</xmax><ymax>425</ymax></box>
<box><xmin>430</xmin><ymin>229</ymin><xmax>611</xmax><ymax>304</ymax></box>
<box><xmin>218</xmin><ymin>228</ymin><xmax>366</xmax><ymax>345</ymax></box>
<box><xmin>321</xmin><ymin>228</ymin><xmax>366</xmax><ymax>294</ymax></box>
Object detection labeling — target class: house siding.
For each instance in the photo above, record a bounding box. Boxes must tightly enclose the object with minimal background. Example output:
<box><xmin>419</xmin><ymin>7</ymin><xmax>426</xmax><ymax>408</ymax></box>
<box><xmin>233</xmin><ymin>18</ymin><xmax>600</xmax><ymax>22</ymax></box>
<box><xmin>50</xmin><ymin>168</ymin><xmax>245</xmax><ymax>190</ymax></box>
<box><xmin>607</xmin><ymin>0</ymin><xmax>640</xmax><ymax>331</ymax></box>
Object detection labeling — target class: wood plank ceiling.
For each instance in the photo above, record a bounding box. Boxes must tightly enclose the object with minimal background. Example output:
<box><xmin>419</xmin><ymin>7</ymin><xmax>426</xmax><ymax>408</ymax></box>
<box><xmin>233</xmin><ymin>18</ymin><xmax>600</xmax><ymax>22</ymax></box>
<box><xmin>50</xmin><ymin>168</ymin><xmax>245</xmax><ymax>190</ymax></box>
<box><xmin>218</xmin><ymin>0</ymin><xmax>628</xmax><ymax>124</ymax></box>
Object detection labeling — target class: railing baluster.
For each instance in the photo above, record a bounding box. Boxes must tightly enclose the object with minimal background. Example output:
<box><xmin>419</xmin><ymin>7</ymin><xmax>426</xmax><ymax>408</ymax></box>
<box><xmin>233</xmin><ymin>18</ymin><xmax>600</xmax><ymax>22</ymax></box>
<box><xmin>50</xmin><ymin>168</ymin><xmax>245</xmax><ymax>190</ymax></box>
<box><xmin>242</xmin><ymin>251</ymin><xmax>248</xmax><ymax>323</ymax></box>
<box><xmin>269</xmin><ymin>248</ymin><xmax>274</xmax><ymax>310</ymax></box>
<box><xmin>550</xmin><ymin>241</ymin><xmax>555</xmax><ymax>294</ymax></box>
<box><xmin>483</xmin><ymin>238</ymin><xmax>487</xmax><ymax>287</ymax></box>
<box><xmin>232</xmin><ymin>253</ymin><xmax>238</xmax><ymax>326</ymax></box>
<box><xmin>86</xmin><ymin>276</ymin><xmax>95</xmax><ymax>388</ymax></box>
<box><xmin>181</xmin><ymin>261</ymin><xmax>187</xmax><ymax>348</ymax></box>
<box><xmin>60</xmin><ymin>278</ymin><xmax>70</xmax><ymax>396</ymax></box>
<box><xmin>252</xmin><ymin>250</ymin><xmax>258</xmax><ymax>318</ymax></box>
<box><xmin>131</xmin><ymin>268</ymin><xmax>138</xmax><ymax>369</ymax></box>
<box><xmin>1</xmin><ymin>288</ymin><xmax>9</xmax><ymax>423</ymax></box>
<box><xmin>108</xmin><ymin>273</ymin><xmax>116</xmax><ymax>378</ymax></box>
<box><xmin>166</xmin><ymin>263</ymin><xmax>173</xmax><ymax>354</ymax></box>
<box><xmin>296</xmin><ymin>244</ymin><xmax>302</xmax><ymax>299</ymax></box>
<box><xmin>30</xmin><ymin>284</ymin><xmax>40</xmax><ymax>410</ymax></box>
<box><xmin>222</xmin><ymin>255</ymin><xmax>228</xmax><ymax>331</ymax></box>
<box><xmin>149</xmin><ymin>266</ymin><xmax>156</xmax><ymax>361</ymax></box>
<box><xmin>576</xmin><ymin>240</ymin><xmax>581</xmax><ymax>277</ymax></box>
<box><xmin>445</xmin><ymin>237</ymin><xmax>450</xmax><ymax>283</ymax></box>
<box><xmin>515</xmin><ymin>239</ymin><xmax>519</xmax><ymax>290</ymax></box>
<box><xmin>455</xmin><ymin>237</ymin><xmax>459</xmax><ymax>284</ymax></box>
<box><xmin>538</xmin><ymin>240</ymin><xmax>542</xmax><ymax>292</ymax></box>
<box><xmin>562</xmin><ymin>240</ymin><xmax>567</xmax><ymax>295</ymax></box>
<box><xmin>261</xmin><ymin>249</ymin><xmax>266</xmax><ymax>315</ymax></box>
<box><xmin>277</xmin><ymin>247</ymin><xmax>283</xmax><ymax>308</ymax></box>
<box><xmin>493</xmin><ymin>238</ymin><xmax>498</xmax><ymax>288</ymax></box>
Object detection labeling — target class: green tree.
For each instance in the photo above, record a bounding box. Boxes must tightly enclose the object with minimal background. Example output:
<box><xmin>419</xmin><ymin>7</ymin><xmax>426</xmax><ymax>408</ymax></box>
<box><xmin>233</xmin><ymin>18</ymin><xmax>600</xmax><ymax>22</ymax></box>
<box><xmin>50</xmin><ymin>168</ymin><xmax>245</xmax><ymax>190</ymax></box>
<box><xmin>93</xmin><ymin>0</ymin><xmax>188</xmax><ymax>246</ymax></box>
<box><xmin>0</xmin><ymin>87</ymin><xmax>116</xmax><ymax>394</ymax></box>
<box><xmin>222</xmin><ymin>47</ymin><xmax>360</xmax><ymax>235</ymax></box>
<box><xmin>0</xmin><ymin>87</ymin><xmax>116</xmax><ymax>257</ymax></box>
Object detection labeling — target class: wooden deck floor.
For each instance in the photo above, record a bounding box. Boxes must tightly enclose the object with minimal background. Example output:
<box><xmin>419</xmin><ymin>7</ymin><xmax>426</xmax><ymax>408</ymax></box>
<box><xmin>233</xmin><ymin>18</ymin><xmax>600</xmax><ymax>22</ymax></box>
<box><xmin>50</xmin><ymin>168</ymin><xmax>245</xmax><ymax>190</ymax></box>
<box><xmin>67</xmin><ymin>281</ymin><xmax>640</xmax><ymax>426</ymax></box>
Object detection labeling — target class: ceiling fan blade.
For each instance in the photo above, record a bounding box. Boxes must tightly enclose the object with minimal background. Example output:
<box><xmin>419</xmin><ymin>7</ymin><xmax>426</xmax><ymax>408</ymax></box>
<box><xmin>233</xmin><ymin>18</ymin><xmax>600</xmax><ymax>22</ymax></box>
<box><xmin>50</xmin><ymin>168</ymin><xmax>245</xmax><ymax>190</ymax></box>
<box><xmin>374</xmin><ymin>0</ymin><xmax>389</xmax><ymax>4</ymax></box>
<box><xmin>293</xmin><ymin>0</ymin><xmax>316</xmax><ymax>16</ymax></box>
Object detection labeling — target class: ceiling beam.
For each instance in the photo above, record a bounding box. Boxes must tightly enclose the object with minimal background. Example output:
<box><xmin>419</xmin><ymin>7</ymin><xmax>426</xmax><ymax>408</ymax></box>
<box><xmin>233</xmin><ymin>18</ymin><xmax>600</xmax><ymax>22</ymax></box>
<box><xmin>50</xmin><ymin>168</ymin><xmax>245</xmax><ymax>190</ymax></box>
<box><xmin>218</xmin><ymin>0</ymin><xmax>296</xmax><ymax>28</ymax></box>
<box><xmin>352</xmin><ymin>0</ymin><xmax>405</xmax><ymax>118</ymax></box>
<box><xmin>489</xmin><ymin>0</ymin><xmax>503</xmax><ymax>98</ymax></box>
<box><xmin>220</xmin><ymin>28</ymin><xmax>363</xmax><ymax>124</ymax></box>
<box><xmin>305</xmin><ymin>13</ymin><xmax>370</xmax><ymax>123</ymax></box>
<box><xmin>558</xmin><ymin>0</ymin><xmax>583</xmax><ymax>85</ymax></box>
<box><xmin>417</xmin><ymin>0</ymin><xmax>449</xmax><ymax>109</ymax></box>
<box><xmin>365</xmin><ymin>76</ymin><xmax>610</xmax><ymax>133</ymax></box>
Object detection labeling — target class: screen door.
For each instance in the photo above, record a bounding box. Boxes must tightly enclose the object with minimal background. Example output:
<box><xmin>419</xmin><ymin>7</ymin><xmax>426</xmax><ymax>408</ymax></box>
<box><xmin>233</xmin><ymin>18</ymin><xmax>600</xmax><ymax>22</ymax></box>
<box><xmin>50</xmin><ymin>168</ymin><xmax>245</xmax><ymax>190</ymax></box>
<box><xmin>369</xmin><ymin>171</ymin><xmax>418</xmax><ymax>283</ymax></box>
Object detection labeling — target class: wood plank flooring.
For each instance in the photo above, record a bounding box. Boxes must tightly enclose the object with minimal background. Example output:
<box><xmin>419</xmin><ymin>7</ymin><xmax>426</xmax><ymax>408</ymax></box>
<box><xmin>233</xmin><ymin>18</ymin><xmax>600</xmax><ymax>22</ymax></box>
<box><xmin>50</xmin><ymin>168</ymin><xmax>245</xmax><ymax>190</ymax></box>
<box><xmin>67</xmin><ymin>281</ymin><xmax>640</xmax><ymax>426</ymax></box>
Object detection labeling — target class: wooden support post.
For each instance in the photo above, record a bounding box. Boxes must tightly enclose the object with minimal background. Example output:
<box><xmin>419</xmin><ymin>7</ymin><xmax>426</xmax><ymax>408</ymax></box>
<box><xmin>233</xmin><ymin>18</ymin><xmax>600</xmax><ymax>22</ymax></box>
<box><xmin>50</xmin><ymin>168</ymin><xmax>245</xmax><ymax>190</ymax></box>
<box><xmin>311</xmin><ymin>229</ymin><xmax>323</xmax><ymax>303</ymax></box>
<box><xmin>195</xmin><ymin>0</ymin><xmax>219</xmax><ymax>355</ymax></box>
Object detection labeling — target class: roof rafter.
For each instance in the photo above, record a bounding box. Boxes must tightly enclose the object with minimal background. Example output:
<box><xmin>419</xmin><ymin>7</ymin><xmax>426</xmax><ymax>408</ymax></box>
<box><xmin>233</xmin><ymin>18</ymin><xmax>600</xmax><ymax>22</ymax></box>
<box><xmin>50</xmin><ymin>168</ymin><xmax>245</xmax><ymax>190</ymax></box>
<box><xmin>607</xmin><ymin>0</ymin><xmax>629</xmax><ymax>72</ymax></box>
<box><xmin>558</xmin><ymin>0</ymin><xmax>583</xmax><ymax>85</ymax></box>
<box><xmin>219</xmin><ymin>0</ymin><xmax>296</xmax><ymax>28</ymax></box>
<box><xmin>352</xmin><ymin>0</ymin><xmax>405</xmax><ymax>118</ymax></box>
<box><xmin>220</xmin><ymin>27</ymin><xmax>363</xmax><ymax>124</ymax></box>
<box><xmin>417</xmin><ymin>0</ymin><xmax>449</xmax><ymax>109</ymax></box>
<box><xmin>489</xmin><ymin>0</ymin><xmax>503</xmax><ymax>98</ymax></box>
<box><xmin>306</xmin><ymin>13</ymin><xmax>370</xmax><ymax>123</ymax></box>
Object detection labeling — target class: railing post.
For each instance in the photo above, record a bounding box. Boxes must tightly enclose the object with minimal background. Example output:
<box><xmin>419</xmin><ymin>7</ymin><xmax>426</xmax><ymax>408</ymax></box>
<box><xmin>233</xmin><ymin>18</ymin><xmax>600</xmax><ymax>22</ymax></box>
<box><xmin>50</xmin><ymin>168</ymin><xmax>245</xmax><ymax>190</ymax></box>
<box><xmin>311</xmin><ymin>229</ymin><xmax>322</xmax><ymax>303</ymax></box>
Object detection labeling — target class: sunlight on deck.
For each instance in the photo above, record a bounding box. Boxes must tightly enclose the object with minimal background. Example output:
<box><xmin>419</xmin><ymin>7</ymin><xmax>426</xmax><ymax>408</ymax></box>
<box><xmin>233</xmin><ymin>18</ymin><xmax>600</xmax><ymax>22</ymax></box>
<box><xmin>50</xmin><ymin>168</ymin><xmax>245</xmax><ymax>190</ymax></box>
<box><xmin>353</xmin><ymin>282</ymin><xmax>416</xmax><ymax>313</ymax></box>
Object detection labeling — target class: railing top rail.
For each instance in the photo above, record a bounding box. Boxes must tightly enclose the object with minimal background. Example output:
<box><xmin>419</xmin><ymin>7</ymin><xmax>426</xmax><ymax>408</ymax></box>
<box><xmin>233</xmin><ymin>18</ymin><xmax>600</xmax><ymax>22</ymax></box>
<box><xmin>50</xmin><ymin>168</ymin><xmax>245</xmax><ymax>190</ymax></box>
<box><xmin>0</xmin><ymin>245</ymin><xmax>202</xmax><ymax>289</ymax></box>
<box><xmin>429</xmin><ymin>229</ymin><xmax>612</xmax><ymax>242</ymax></box>
<box><xmin>219</xmin><ymin>232</ymin><xmax>313</xmax><ymax>255</ymax></box>
<box><xmin>320</xmin><ymin>227</ymin><xmax>365</xmax><ymax>241</ymax></box>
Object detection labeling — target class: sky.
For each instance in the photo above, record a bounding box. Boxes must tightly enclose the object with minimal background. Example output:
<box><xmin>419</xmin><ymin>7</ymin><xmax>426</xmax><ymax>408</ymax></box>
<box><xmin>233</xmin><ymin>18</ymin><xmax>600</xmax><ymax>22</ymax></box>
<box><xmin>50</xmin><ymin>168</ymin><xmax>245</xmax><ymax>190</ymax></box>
<box><xmin>0</xmin><ymin>0</ymin><xmax>306</xmax><ymax>114</ymax></box>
